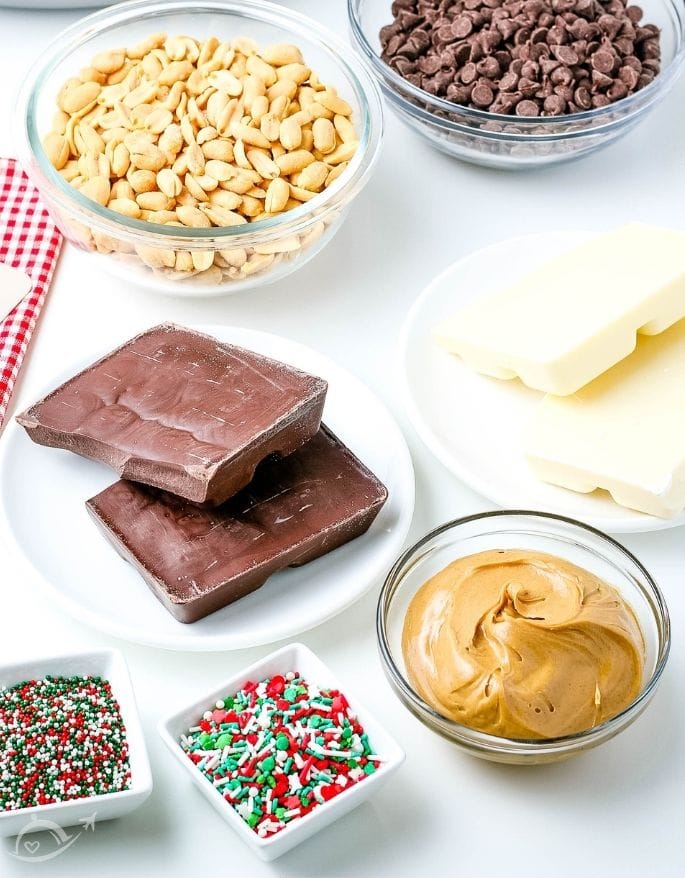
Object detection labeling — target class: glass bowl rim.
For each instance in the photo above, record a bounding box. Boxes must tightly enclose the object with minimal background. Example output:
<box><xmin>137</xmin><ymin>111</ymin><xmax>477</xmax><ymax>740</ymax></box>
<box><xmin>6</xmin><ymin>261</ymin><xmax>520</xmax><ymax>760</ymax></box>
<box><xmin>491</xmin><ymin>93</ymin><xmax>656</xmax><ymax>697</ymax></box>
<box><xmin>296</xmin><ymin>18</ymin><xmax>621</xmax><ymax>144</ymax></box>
<box><xmin>348</xmin><ymin>0</ymin><xmax>685</xmax><ymax>133</ymax></box>
<box><xmin>377</xmin><ymin>508</ymin><xmax>671</xmax><ymax>752</ymax></box>
<box><xmin>16</xmin><ymin>0</ymin><xmax>384</xmax><ymax>244</ymax></box>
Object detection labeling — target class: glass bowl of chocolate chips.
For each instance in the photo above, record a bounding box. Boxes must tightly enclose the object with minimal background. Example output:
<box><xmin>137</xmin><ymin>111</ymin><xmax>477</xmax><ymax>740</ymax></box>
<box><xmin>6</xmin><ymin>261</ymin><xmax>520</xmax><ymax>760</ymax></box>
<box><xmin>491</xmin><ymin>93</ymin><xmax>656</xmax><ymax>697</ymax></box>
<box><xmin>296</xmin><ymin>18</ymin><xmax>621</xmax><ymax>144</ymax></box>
<box><xmin>349</xmin><ymin>0</ymin><xmax>685</xmax><ymax>168</ymax></box>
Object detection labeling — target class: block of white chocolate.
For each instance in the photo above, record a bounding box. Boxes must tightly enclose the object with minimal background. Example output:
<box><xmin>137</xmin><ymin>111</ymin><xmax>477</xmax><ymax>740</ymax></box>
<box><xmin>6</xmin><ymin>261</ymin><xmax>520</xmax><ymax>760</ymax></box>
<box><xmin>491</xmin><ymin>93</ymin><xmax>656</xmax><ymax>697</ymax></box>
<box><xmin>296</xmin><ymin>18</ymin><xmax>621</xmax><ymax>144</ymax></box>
<box><xmin>525</xmin><ymin>318</ymin><xmax>685</xmax><ymax>518</ymax></box>
<box><xmin>434</xmin><ymin>224</ymin><xmax>685</xmax><ymax>396</ymax></box>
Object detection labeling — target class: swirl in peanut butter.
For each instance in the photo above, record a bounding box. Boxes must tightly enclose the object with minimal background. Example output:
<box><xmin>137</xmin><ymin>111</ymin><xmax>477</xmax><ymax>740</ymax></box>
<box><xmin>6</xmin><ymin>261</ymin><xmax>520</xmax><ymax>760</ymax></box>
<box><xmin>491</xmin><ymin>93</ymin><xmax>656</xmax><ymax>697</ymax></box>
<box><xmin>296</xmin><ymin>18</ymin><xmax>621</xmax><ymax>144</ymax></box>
<box><xmin>402</xmin><ymin>549</ymin><xmax>644</xmax><ymax>739</ymax></box>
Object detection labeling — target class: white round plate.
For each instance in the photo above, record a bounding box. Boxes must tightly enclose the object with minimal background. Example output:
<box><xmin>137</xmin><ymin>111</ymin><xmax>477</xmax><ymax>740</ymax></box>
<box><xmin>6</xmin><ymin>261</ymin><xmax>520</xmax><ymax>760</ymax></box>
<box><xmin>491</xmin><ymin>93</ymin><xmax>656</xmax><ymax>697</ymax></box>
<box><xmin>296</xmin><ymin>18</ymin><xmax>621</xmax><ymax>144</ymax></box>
<box><xmin>400</xmin><ymin>230</ymin><xmax>685</xmax><ymax>534</ymax></box>
<box><xmin>0</xmin><ymin>325</ymin><xmax>414</xmax><ymax>650</ymax></box>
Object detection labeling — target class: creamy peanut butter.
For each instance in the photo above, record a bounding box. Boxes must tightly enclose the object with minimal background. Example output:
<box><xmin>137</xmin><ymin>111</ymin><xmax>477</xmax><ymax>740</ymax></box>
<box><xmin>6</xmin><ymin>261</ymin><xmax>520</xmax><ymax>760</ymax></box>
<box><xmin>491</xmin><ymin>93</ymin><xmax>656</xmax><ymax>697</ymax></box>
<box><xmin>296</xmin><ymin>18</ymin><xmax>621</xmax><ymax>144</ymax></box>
<box><xmin>402</xmin><ymin>549</ymin><xmax>644</xmax><ymax>739</ymax></box>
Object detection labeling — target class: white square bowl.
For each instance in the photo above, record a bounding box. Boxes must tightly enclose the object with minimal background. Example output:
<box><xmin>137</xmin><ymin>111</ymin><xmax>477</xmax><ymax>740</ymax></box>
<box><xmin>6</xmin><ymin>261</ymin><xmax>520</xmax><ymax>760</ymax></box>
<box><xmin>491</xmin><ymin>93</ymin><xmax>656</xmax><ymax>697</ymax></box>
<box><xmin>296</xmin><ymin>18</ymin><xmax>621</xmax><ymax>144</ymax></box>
<box><xmin>158</xmin><ymin>642</ymin><xmax>405</xmax><ymax>861</ymax></box>
<box><xmin>0</xmin><ymin>648</ymin><xmax>153</xmax><ymax>838</ymax></box>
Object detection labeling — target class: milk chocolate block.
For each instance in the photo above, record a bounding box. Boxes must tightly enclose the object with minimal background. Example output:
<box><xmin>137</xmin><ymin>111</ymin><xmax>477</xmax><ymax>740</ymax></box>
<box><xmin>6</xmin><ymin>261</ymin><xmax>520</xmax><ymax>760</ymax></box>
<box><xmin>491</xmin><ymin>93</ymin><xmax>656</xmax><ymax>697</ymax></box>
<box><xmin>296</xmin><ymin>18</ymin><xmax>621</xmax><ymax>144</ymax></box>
<box><xmin>86</xmin><ymin>427</ymin><xmax>388</xmax><ymax>623</ymax></box>
<box><xmin>16</xmin><ymin>324</ymin><xmax>327</xmax><ymax>506</ymax></box>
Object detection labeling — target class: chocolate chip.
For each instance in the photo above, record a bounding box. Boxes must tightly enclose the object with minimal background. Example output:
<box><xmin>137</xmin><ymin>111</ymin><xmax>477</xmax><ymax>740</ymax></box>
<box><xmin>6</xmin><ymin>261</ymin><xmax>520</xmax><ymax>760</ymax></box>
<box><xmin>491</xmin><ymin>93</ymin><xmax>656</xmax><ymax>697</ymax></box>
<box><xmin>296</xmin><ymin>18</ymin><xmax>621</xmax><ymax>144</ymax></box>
<box><xmin>553</xmin><ymin>45</ymin><xmax>580</xmax><ymax>65</ymax></box>
<box><xmin>516</xmin><ymin>99</ymin><xmax>540</xmax><ymax>116</ymax></box>
<box><xmin>379</xmin><ymin>0</ymin><xmax>661</xmax><ymax>116</ymax></box>
<box><xmin>544</xmin><ymin>94</ymin><xmax>566</xmax><ymax>114</ymax></box>
<box><xmin>598</xmin><ymin>15</ymin><xmax>622</xmax><ymax>40</ymax></box>
<box><xmin>619</xmin><ymin>65</ymin><xmax>639</xmax><ymax>89</ymax></box>
<box><xmin>469</xmin><ymin>41</ymin><xmax>485</xmax><ymax>63</ymax></box>
<box><xmin>614</xmin><ymin>38</ymin><xmax>635</xmax><ymax>57</ymax></box>
<box><xmin>550</xmin><ymin>65</ymin><xmax>573</xmax><ymax>86</ymax></box>
<box><xmin>418</xmin><ymin>55</ymin><xmax>442</xmax><ymax>75</ymax></box>
<box><xmin>454</xmin><ymin>42</ymin><xmax>472</xmax><ymax>65</ymax></box>
<box><xmin>472</xmin><ymin>81</ymin><xmax>495</xmax><ymax>106</ymax></box>
<box><xmin>643</xmin><ymin>40</ymin><xmax>661</xmax><ymax>61</ymax></box>
<box><xmin>394</xmin><ymin>57</ymin><xmax>417</xmax><ymax>76</ymax></box>
<box><xmin>574</xmin><ymin>86</ymin><xmax>592</xmax><ymax>109</ymax></box>
<box><xmin>499</xmin><ymin>71</ymin><xmax>519</xmax><ymax>91</ymax></box>
<box><xmin>592</xmin><ymin>69</ymin><xmax>614</xmax><ymax>90</ymax></box>
<box><xmin>452</xmin><ymin>16</ymin><xmax>474</xmax><ymax>39</ymax></box>
<box><xmin>461</xmin><ymin>62</ymin><xmax>479</xmax><ymax>84</ymax></box>
<box><xmin>591</xmin><ymin>50</ymin><xmax>615</xmax><ymax>73</ymax></box>
<box><xmin>547</xmin><ymin>26</ymin><xmax>567</xmax><ymax>46</ymax></box>
<box><xmin>478</xmin><ymin>56</ymin><xmax>501</xmax><ymax>77</ymax></box>
<box><xmin>607</xmin><ymin>79</ymin><xmax>629</xmax><ymax>100</ymax></box>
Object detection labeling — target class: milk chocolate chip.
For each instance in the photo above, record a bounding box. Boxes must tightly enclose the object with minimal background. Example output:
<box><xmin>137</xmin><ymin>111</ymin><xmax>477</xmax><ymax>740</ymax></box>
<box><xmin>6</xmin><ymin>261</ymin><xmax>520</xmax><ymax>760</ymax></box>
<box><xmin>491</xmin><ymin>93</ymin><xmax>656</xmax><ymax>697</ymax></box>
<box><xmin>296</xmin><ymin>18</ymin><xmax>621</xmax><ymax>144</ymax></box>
<box><xmin>381</xmin><ymin>0</ymin><xmax>661</xmax><ymax>117</ymax></box>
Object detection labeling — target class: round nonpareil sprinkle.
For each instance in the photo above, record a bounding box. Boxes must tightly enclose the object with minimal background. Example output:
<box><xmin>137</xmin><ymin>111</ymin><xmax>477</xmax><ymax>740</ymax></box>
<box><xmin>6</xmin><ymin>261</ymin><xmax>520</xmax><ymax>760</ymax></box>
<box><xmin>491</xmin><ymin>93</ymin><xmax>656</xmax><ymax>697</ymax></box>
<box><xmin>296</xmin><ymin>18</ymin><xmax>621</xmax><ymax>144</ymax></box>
<box><xmin>180</xmin><ymin>672</ymin><xmax>381</xmax><ymax>837</ymax></box>
<box><xmin>0</xmin><ymin>675</ymin><xmax>131</xmax><ymax>811</ymax></box>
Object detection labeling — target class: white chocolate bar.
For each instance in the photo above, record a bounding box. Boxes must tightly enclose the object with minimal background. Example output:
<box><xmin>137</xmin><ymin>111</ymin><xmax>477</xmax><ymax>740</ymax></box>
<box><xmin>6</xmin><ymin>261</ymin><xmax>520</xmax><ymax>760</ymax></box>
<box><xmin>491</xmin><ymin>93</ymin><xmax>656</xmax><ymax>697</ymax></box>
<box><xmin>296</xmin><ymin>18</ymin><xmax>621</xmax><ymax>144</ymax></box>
<box><xmin>435</xmin><ymin>224</ymin><xmax>685</xmax><ymax>395</ymax></box>
<box><xmin>525</xmin><ymin>318</ymin><xmax>685</xmax><ymax>518</ymax></box>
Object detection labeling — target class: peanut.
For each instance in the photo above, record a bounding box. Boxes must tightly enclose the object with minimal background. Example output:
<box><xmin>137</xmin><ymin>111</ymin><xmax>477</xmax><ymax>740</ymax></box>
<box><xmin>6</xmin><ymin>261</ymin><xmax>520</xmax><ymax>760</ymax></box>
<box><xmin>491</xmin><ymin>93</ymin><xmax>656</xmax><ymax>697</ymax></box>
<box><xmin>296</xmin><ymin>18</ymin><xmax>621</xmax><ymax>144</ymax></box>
<box><xmin>279</xmin><ymin>116</ymin><xmax>302</xmax><ymax>151</ymax></box>
<box><xmin>46</xmin><ymin>31</ymin><xmax>358</xmax><ymax>288</ymax></box>
<box><xmin>108</xmin><ymin>198</ymin><xmax>141</xmax><ymax>219</ymax></box>
<box><xmin>43</xmin><ymin>133</ymin><xmax>69</xmax><ymax>170</ymax></box>
<box><xmin>59</xmin><ymin>81</ymin><xmax>101</xmax><ymax>114</ymax></box>
<box><xmin>265</xmin><ymin>177</ymin><xmax>290</xmax><ymax>214</ymax></box>
<box><xmin>262</xmin><ymin>44</ymin><xmax>304</xmax><ymax>67</ymax></box>
<box><xmin>157</xmin><ymin>168</ymin><xmax>183</xmax><ymax>197</ymax></box>
<box><xmin>80</xmin><ymin>175</ymin><xmax>110</xmax><ymax>206</ymax></box>
<box><xmin>176</xmin><ymin>205</ymin><xmax>212</xmax><ymax>228</ymax></box>
<box><xmin>136</xmin><ymin>191</ymin><xmax>173</xmax><ymax>212</ymax></box>
<box><xmin>92</xmin><ymin>50</ymin><xmax>125</xmax><ymax>75</ymax></box>
<box><xmin>276</xmin><ymin>149</ymin><xmax>315</xmax><ymax>176</ymax></box>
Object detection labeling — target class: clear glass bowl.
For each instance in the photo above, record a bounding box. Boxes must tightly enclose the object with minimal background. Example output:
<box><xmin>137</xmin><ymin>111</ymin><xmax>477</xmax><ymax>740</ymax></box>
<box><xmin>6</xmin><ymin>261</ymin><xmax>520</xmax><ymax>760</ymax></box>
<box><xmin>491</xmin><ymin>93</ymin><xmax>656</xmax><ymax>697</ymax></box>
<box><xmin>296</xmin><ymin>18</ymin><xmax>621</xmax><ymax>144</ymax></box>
<box><xmin>15</xmin><ymin>0</ymin><xmax>383</xmax><ymax>296</ymax></box>
<box><xmin>349</xmin><ymin>0</ymin><xmax>685</xmax><ymax>169</ymax></box>
<box><xmin>377</xmin><ymin>511</ymin><xmax>670</xmax><ymax>764</ymax></box>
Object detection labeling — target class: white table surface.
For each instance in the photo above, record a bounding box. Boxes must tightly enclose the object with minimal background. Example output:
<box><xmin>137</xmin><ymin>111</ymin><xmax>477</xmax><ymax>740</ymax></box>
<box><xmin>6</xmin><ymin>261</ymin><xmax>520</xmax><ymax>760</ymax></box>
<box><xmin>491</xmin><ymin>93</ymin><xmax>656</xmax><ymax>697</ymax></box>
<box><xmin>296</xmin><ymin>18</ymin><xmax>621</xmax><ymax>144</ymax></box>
<box><xmin>1</xmin><ymin>2</ymin><xmax>683</xmax><ymax>876</ymax></box>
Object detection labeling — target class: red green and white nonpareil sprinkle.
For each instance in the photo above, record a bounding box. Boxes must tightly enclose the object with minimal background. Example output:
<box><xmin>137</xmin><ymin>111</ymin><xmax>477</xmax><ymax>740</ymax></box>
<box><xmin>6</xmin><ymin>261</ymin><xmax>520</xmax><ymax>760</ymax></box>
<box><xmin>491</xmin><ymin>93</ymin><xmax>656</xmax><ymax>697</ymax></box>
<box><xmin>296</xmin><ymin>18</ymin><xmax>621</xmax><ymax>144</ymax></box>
<box><xmin>0</xmin><ymin>676</ymin><xmax>131</xmax><ymax>811</ymax></box>
<box><xmin>181</xmin><ymin>672</ymin><xmax>381</xmax><ymax>837</ymax></box>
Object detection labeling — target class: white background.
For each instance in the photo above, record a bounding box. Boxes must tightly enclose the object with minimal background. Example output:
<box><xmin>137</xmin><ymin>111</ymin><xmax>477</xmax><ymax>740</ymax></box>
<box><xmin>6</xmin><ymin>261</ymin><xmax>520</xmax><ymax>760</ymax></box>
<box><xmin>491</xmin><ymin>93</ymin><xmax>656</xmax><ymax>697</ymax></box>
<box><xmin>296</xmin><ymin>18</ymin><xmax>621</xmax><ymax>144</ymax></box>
<box><xmin>1</xmin><ymin>1</ymin><xmax>684</xmax><ymax>876</ymax></box>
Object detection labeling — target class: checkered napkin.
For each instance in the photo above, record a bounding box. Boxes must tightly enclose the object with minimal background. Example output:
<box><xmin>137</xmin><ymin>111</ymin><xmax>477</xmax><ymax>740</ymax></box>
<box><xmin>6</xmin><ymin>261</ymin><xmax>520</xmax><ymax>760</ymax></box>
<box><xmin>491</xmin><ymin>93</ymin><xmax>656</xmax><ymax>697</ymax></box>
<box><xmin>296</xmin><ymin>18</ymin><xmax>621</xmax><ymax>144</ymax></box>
<box><xmin>0</xmin><ymin>158</ymin><xmax>63</xmax><ymax>429</ymax></box>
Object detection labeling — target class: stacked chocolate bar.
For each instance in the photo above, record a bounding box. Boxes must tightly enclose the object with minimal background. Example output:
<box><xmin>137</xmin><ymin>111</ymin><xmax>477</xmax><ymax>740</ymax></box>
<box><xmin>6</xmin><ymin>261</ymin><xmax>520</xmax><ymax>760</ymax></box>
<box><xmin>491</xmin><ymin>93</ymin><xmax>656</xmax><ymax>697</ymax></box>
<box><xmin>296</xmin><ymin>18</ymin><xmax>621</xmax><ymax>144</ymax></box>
<box><xmin>16</xmin><ymin>325</ymin><xmax>388</xmax><ymax>623</ymax></box>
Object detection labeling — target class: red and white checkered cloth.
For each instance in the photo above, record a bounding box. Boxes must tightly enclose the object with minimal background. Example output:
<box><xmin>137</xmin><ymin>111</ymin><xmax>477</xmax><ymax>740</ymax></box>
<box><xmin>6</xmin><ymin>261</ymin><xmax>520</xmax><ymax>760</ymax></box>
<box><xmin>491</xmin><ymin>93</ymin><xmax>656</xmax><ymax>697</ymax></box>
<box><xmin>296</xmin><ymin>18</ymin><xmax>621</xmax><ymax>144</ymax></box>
<box><xmin>0</xmin><ymin>158</ymin><xmax>62</xmax><ymax>428</ymax></box>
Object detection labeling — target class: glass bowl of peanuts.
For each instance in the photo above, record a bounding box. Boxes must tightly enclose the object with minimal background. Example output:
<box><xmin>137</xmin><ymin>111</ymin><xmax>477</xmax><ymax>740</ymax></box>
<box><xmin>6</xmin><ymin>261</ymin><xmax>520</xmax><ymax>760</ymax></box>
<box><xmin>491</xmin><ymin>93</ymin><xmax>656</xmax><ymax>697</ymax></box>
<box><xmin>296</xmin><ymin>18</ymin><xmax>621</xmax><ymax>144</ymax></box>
<box><xmin>349</xmin><ymin>0</ymin><xmax>685</xmax><ymax>169</ymax></box>
<box><xmin>16</xmin><ymin>0</ymin><xmax>383</xmax><ymax>295</ymax></box>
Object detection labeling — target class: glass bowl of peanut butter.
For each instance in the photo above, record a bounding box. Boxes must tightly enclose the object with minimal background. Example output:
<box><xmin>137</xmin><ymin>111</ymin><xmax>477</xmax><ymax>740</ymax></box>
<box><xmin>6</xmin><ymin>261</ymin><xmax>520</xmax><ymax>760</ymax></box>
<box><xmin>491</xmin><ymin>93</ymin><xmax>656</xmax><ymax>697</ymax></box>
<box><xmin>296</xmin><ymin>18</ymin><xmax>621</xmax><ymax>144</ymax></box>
<box><xmin>378</xmin><ymin>510</ymin><xmax>670</xmax><ymax>764</ymax></box>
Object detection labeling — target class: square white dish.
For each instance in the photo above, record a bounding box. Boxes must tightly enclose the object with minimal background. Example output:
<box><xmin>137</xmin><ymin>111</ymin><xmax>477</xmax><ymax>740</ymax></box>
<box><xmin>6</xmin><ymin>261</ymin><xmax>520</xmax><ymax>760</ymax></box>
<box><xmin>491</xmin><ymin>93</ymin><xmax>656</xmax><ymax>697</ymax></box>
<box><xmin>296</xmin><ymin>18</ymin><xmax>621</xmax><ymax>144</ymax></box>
<box><xmin>158</xmin><ymin>642</ymin><xmax>405</xmax><ymax>861</ymax></box>
<box><xmin>0</xmin><ymin>648</ymin><xmax>152</xmax><ymax>838</ymax></box>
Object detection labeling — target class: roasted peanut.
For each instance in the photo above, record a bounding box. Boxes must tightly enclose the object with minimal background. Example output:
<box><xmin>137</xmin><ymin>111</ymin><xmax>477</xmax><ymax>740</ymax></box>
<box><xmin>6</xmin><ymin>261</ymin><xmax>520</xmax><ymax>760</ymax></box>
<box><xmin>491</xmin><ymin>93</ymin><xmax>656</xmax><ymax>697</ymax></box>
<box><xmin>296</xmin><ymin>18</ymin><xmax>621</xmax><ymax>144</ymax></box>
<box><xmin>46</xmin><ymin>31</ymin><xmax>358</xmax><ymax>287</ymax></box>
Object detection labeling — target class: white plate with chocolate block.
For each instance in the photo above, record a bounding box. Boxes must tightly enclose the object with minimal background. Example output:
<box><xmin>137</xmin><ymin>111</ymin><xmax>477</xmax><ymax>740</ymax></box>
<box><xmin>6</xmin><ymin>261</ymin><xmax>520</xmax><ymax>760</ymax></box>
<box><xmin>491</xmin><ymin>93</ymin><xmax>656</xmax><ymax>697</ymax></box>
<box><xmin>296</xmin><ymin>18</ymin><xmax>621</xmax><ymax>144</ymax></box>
<box><xmin>0</xmin><ymin>324</ymin><xmax>414</xmax><ymax>650</ymax></box>
<box><xmin>400</xmin><ymin>229</ymin><xmax>685</xmax><ymax>533</ymax></box>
